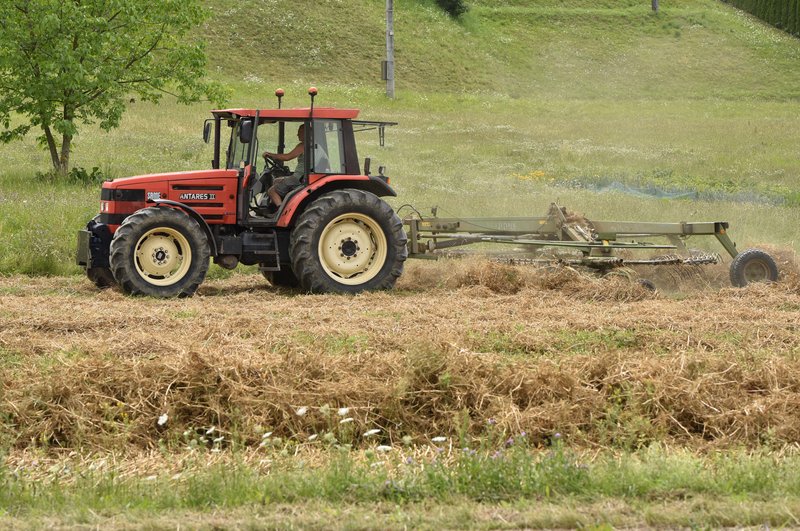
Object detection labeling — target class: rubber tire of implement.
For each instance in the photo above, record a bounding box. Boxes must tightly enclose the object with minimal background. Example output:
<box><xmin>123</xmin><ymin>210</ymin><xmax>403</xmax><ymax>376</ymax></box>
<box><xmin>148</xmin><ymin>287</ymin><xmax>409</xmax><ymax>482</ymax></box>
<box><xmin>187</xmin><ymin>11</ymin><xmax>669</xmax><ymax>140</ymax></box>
<box><xmin>262</xmin><ymin>268</ymin><xmax>300</xmax><ymax>288</ymax></box>
<box><xmin>729</xmin><ymin>248</ymin><xmax>779</xmax><ymax>287</ymax></box>
<box><xmin>290</xmin><ymin>189</ymin><xmax>407</xmax><ymax>293</ymax></box>
<box><xmin>109</xmin><ymin>207</ymin><xmax>210</xmax><ymax>297</ymax></box>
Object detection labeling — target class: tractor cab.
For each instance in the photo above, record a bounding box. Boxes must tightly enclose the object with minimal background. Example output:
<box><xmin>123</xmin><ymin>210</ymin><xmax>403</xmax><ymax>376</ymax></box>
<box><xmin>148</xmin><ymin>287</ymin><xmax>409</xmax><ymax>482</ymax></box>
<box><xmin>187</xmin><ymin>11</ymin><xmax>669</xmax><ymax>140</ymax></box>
<box><xmin>205</xmin><ymin>99</ymin><xmax>395</xmax><ymax>226</ymax></box>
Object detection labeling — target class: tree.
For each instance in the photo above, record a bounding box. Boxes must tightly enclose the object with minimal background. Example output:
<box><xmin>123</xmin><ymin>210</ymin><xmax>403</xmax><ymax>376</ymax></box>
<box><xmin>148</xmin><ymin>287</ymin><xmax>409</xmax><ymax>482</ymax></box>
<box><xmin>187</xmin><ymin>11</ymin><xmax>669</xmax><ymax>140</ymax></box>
<box><xmin>0</xmin><ymin>0</ymin><xmax>226</xmax><ymax>176</ymax></box>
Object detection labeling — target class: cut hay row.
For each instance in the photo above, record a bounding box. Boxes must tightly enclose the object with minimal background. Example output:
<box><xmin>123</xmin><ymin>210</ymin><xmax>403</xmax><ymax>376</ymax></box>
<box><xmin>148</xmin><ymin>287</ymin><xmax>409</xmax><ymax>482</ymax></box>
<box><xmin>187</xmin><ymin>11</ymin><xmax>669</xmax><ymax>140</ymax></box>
<box><xmin>1</xmin><ymin>258</ymin><xmax>799</xmax><ymax>453</ymax></box>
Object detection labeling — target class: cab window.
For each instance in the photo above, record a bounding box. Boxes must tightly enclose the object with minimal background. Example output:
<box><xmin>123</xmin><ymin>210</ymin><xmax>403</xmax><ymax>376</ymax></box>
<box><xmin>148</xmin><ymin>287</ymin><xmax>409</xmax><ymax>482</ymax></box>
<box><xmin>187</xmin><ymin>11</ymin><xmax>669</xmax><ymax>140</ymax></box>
<box><xmin>313</xmin><ymin>119</ymin><xmax>345</xmax><ymax>174</ymax></box>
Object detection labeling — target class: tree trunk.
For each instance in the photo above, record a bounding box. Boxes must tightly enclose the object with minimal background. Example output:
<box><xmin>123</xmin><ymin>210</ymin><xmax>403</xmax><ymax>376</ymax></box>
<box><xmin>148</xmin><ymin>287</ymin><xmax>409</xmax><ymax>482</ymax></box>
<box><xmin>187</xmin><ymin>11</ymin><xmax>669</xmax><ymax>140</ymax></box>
<box><xmin>59</xmin><ymin>133</ymin><xmax>72</xmax><ymax>176</ymax></box>
<box><xmin>42</xmin><ymin>124</ymin><xmax>63</xmax><ymax>174</ymax></box>
<box><xmin>652</xmin><ymin>0</ymin><xmax>659</xmax><ymax>12</ymax></box>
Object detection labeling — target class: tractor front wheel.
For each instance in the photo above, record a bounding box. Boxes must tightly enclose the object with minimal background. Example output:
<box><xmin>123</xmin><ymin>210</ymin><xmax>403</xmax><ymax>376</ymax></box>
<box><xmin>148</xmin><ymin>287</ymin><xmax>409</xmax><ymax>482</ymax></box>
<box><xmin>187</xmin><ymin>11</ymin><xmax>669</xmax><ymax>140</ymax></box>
<box><xmin>729</xmin><ymin>248</ymin><xmax>779</xmax><ymax>287</ymax></box>
<box><xmin>290</xmin><ymin>189</ymin><xmax>407</xmax><ymax>293</ymax></box>
<box><xmin>109</xmin><ymin>207</ymin><xmax>210</xmax><ymax>297</ymax></box>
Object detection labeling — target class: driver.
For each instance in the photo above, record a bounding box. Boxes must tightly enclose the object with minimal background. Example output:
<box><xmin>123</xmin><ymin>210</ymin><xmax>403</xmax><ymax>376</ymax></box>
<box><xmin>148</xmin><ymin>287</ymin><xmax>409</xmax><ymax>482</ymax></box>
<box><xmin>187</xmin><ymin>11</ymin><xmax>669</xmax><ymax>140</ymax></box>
<box><xmin>262</xmin><ymin>124</ymin><xmax>305</xmax><ymax>208</ymax></box>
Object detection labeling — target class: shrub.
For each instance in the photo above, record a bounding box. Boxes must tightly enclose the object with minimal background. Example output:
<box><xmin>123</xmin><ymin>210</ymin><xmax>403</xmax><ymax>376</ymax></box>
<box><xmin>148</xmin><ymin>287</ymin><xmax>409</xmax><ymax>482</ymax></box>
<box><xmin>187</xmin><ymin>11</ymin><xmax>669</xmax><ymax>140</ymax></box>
<box><xmin>436</xmin><ymin>0</ymin><xmax>468</xmax><ymax>18</ymax></box>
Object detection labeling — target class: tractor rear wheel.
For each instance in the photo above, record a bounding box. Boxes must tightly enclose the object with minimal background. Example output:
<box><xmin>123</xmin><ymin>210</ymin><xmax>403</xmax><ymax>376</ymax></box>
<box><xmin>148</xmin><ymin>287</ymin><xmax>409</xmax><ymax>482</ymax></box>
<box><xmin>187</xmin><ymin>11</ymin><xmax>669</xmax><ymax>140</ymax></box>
<box><xmin>262</xmin><ymin>267</ymin><xmax>299</xmax><ymax>288</ymax></box>
<box><xmin>729</xmin><ymin>248</ymin><xmax>778</xmax><ymax>287</ymax></box>
<box><xmin>109</xmin><ymin>207</ymin><xmax>210</xmax><ymax>297</ymax></box>
<box><xmin>290</xmin><ymin>189</ymin><xmax>407</xmax><ymax>293</ymax></box>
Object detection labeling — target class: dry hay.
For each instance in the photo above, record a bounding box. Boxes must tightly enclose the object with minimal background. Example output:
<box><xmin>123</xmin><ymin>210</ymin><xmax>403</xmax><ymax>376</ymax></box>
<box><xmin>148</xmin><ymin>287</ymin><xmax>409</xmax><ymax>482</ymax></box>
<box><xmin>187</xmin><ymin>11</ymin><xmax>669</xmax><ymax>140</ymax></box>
<box><xmin>398</xmin><ymin>257</ymin><xmax>655</xmax><ymax>301</ymax></box>
<box><xmin>0</xmin><ymin>258</ymin><xmax>799</xmax><ymax>454</ymax></box>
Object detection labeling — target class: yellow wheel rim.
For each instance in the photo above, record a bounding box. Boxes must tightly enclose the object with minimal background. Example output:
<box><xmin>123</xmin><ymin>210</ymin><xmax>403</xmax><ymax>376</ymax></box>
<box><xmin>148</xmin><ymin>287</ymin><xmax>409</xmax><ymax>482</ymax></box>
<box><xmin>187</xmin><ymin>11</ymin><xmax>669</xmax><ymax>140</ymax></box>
<box><xmin>318</xmin><ymin>213</ymin><xmax>387</xmax><ymax>285</ymax></box>
<box><xmin>134</xmin><ymin>227</ymin><xmax>192</xmax><ymax>286</ymax></box>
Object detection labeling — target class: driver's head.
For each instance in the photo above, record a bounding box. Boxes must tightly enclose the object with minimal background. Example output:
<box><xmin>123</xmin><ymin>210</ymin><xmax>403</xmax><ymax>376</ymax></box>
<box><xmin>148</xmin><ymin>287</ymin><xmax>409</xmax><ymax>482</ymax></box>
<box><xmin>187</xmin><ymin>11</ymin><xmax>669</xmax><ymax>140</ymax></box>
<box><xmin>297</xmin><ymin>124</ymin><xmax>305</xmax><ymax>141</ymax></box>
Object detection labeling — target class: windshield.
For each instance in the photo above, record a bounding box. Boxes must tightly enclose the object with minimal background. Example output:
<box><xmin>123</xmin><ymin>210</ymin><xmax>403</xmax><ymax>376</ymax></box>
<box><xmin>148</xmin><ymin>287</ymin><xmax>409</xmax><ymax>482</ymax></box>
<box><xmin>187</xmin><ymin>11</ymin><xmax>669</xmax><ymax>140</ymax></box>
<box><xmin>226</xmin><ymin>120</ymin><xmax>306</xmax><ymax>174</ymax></box>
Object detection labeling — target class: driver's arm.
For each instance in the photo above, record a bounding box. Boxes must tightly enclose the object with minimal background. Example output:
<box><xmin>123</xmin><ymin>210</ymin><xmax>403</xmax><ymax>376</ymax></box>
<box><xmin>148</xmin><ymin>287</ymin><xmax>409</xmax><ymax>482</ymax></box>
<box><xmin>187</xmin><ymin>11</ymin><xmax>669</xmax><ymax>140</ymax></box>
<box><xmin>263</xmin><ymin>143</ymin><xmax>303</xmax><ymax>162</ymax></box>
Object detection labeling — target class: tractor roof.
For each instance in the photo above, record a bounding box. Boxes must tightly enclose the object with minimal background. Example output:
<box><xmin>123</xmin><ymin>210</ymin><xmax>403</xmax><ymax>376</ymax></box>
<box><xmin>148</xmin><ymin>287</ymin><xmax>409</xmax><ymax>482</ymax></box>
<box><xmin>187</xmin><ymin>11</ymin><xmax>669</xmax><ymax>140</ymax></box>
<box><xmin>212</xmin><ymin>108</ymin><xmax>360</xmax><ymax>120</ymax></box>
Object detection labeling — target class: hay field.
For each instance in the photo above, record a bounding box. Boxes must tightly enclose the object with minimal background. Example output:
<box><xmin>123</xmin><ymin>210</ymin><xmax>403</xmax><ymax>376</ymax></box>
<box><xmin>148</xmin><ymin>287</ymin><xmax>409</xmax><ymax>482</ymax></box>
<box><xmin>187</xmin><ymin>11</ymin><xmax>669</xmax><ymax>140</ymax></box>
<box><xmin>2</xmin><ymin>257</ymin><xmax>799</xmax><ymax>454</ymax></box>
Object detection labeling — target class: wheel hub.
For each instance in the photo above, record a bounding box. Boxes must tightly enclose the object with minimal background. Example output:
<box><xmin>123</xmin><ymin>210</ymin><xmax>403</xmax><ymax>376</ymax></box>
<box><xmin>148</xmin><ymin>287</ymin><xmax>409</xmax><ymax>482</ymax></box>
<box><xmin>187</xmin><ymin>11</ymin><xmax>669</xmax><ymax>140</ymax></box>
<box><xmin>340</xmin><ymin>239</ymin><xmax>359</xmax><ymax>258</ymax></box>
<box><xmin>153</xmin><ymin>248</ymin><xmax>168</xmax><ymax>265</ymax></box>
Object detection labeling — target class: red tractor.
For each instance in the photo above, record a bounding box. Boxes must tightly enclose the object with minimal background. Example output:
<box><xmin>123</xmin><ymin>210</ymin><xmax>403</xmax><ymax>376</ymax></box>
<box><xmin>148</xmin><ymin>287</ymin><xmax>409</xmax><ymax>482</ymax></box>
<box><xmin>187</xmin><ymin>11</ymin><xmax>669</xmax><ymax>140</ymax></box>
<box><xmin>77</xmin><ymin>88</ymin><xmax>407</xmax><ymax>296</ymax></box>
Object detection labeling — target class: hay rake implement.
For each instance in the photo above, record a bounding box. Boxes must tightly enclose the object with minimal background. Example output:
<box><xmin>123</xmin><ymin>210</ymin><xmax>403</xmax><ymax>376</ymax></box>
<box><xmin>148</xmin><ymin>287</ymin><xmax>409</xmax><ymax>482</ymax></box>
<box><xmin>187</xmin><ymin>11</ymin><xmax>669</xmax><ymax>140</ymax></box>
<box><xmin>403</xmin><ymin>203</ymin><xmax>779</xmax><ymax>287</ymax></box>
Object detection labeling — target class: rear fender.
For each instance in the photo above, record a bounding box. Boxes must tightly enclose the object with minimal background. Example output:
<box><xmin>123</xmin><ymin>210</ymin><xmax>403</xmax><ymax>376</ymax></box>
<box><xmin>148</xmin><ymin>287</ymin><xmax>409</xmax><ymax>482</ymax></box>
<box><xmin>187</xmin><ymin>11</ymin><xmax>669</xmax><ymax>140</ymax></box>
<box><xmin>276</xmin><ymin>175</ymin><xmax>396</xmax><ymax>228</ymax></box>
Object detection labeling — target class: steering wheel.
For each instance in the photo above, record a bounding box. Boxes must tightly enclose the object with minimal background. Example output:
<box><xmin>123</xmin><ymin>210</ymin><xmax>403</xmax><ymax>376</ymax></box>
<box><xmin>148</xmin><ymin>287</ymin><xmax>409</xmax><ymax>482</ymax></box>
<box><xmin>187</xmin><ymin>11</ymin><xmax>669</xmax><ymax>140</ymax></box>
<box><xmin>263</xmin><ymin>153</ymin><xmax>280</xmax><ymax>170</ymax></box>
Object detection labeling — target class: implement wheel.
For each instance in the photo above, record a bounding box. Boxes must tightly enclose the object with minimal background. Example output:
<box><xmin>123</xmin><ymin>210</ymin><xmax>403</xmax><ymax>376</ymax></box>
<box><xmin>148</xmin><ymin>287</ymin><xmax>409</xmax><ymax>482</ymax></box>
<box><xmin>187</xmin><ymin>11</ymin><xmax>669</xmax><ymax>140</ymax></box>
<box><xmin>729</xmin><ymin>248</ymin><xmax>778</xmax><ymax>287</ymax></box>
<box><xmin>110</xmin><ymin>207</ymin><xmax>210</xmax><ymax>297</ymax></box>
<box><xmin>290</xmin><ymin>189</ymin><xmax>407</xmax><ymax>293</ymax></box>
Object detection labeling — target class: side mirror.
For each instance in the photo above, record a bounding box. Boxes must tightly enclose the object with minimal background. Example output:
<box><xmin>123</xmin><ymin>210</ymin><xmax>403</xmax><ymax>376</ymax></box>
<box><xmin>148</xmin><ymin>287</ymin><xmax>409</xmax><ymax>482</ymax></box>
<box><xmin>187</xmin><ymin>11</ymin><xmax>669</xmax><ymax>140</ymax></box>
<box><xmin>239</xmin><ymin>119</ymin><xmax>253</xmax><ymax>144</ymax></box>
<box><xmin>203</xmin><ymin>122</ymin><xmax>212</xmax><ymax>144</ymax></box>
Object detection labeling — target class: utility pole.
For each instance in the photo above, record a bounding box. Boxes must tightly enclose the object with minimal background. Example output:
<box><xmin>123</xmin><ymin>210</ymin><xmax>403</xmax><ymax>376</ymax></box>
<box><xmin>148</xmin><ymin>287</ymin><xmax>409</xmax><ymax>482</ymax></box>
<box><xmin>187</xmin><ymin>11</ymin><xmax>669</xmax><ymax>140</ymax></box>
<box><xmin>385</xmin><ymin>0</ymin><xmax>395</xmax><ymax>99</ymax></box>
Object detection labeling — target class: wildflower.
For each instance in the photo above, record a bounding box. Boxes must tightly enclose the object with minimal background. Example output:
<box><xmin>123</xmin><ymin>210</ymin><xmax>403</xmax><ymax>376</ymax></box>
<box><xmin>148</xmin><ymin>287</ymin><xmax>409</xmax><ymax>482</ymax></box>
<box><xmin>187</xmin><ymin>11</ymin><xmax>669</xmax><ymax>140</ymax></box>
<box><xmin>307</xmin><ymin>434</ymin><xmax>318</xmax><ymax>441</ymax></box>
<box><xmin>404</xmin><ymin>456</ymin><xmax>414</xmax><ymax>465</ymax></box>
<box><xmin>157</xmin><ymin>414</ymin><xmax>168</xmax><ymax>426</ymax></box>
<box><xmin>376</xmin><ymin>445</ymin><xmax>392</xmax><ymax>452</ymax></box>
<box><xmin>339</xmin><ymin>417</ymin><xmax>354</xmax><ymax>424</ymax></box>
<box><xmin>491</xmin><ymin>450</ymin><xmax>502</xmax><ymax>460</ymax></box>
<box><xmin>487</xmin><ymin>418</ymin><xmax>497</xmax><ymax>426</ymax></box>
<box><xmin>519</xmin><ymin>431</ymin><xmax>527</xmax><ymax>438</ymax></box>
<box><xmin>363</xmin><ymin>429</ymin><xmax>381</xmax><ymax>437</ymax></box>
<box><xmin>295</xmin><ymin>406</ymin><xmax>308</xmax><ymax>416</ymax></box>
<box><xmin>431</xmin><ymin>436</ymin><xmax>447</xmax><ymax>443</ymax></box>
<box><xmin>505</xmin><ymin>437</ymin><xmax>514</xmax><ymax>447</ymax></box>
<box><xmin>337</xmin><ymin>407</ymin><xmax>350</xmax><ymax>416</ymax></box>
<box><xmin>554</xmin><ymin>432</ymin><xmax>562</xmax><ymax>439</ymax></box>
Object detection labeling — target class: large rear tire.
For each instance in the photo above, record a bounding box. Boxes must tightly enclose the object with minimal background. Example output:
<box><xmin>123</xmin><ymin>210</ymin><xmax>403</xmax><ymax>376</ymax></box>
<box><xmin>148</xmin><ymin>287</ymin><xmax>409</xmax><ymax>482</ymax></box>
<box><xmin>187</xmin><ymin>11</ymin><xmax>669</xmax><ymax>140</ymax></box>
<box><xmin>109</xmin><ymin>207</ymin><xmax>210</xmax><ymax>297</ymax></box>
<box><xmin>290</xmin><ymin>189</ymin><xmax>407</xmax><ymax>293</ymax></box>
<box><xmin>729</xmin><ymin>248</ymin><xmax>779</xmax><ymax>287</ymax></box>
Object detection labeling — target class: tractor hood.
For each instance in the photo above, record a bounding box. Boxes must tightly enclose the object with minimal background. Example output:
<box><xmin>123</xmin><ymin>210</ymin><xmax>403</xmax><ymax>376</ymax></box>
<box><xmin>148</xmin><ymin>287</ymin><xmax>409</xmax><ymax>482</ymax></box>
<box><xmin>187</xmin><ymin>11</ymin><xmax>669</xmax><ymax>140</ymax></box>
<box><xmin>104</xmin><ymin>169</ymin><xmax>239</xmax><ymax>189</ymax></box>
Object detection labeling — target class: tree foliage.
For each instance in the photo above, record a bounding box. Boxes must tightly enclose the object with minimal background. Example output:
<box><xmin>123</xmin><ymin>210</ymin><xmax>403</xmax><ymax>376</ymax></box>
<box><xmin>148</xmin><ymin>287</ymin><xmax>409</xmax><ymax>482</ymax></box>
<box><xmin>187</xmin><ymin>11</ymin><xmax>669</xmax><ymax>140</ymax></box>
<box><xmin>726</xmin><ymin>0</ymin><xmax>800</xmax><ymax>36</ymax></box>
<box><xmin>0</xmin><ymin>0</ymin><xmax>227</xmax><ymax>175</ymax></box>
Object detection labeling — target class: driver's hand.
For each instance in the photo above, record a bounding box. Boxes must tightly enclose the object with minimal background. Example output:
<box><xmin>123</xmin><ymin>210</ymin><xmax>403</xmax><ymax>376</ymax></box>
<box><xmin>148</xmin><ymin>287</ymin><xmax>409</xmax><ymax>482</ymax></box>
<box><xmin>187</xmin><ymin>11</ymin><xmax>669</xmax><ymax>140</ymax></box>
<box><xmin>262</xmin><ymin>151</ymin><xmax>271</xmax><ymax>160</ymax></box>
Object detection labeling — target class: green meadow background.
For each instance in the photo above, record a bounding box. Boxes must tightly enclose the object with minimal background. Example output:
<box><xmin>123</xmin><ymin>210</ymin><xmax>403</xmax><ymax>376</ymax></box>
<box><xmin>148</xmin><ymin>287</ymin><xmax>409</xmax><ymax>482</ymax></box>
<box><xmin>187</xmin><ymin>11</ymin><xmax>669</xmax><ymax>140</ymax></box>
<box><xmin>0</xmin><ymin>0</ymin><xmax>798</xmax><ymax>275</ymax></box>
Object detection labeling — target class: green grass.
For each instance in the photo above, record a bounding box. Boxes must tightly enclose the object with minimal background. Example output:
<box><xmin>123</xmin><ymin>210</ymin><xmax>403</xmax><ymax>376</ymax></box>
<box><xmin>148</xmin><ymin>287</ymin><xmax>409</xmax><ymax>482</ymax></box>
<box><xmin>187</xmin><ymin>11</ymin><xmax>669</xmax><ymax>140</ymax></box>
<box><xmin>3</xmin><ymin>445</ymin><xmax>800</xmax><ymax>527</ymax></box>
<box><xmin>1</xmin><ymin>1</ymin><xmax>799</xmax><ymax>274</ymax></box>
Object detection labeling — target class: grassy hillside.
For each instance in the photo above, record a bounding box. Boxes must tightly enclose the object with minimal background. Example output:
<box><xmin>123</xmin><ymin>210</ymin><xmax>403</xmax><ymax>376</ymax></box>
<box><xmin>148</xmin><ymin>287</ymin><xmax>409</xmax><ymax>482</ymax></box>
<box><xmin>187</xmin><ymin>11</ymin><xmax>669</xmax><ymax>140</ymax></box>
<box><xmin>1</xmin><ymin>0</ymin><xmax>799</xmax><ymax>275</ymax></box>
